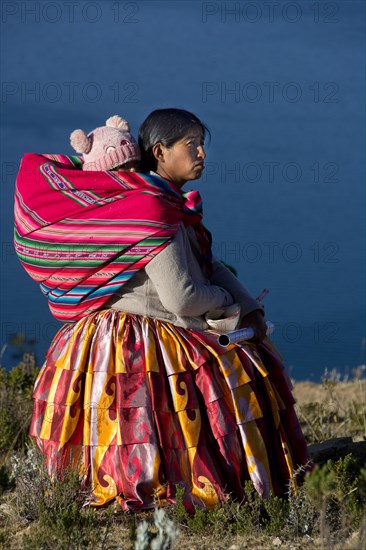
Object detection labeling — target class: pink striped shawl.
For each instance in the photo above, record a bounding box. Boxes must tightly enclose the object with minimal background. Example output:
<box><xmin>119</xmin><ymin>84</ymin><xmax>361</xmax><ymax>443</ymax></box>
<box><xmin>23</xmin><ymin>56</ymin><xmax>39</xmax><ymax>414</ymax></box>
<box><xmin>14</xmin><ymin>153</ymin><xmax>208</xmax><ymax>322</ymax></box>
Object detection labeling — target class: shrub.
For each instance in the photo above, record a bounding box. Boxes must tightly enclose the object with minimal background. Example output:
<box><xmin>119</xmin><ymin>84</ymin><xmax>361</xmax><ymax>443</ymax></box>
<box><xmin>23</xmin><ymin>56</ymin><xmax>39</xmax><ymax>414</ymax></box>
<box><xmin>0</xmin><ymin>350</ymin><xmax>39</xmax><ymax>455</ymax></box>
<box><xmin>9</xmin><ymin>447</ymin><xmax>111</xmax><ymax>549</ymax></box>
<box><xmin>134</xmin><ymin>508</ymin><xmax>180</xmax><ymax>550</ymax></box>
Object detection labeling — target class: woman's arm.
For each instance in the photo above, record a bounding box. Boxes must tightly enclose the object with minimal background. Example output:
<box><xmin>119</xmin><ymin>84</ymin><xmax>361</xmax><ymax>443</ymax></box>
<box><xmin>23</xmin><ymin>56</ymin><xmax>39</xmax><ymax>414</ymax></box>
<box><xmin>145</xmin><ymin>226</ymin><xmax>234</xmax><ymax>317</ymax></box>
<box><xmin>210</xmin><ymin>256</ymin><xmax>264</xmax><ymax>317</ymax></box>
<box><xmin>210</xmin><ymin>256</ymin><xmax>267</xmax><ymax>342</ymax></box>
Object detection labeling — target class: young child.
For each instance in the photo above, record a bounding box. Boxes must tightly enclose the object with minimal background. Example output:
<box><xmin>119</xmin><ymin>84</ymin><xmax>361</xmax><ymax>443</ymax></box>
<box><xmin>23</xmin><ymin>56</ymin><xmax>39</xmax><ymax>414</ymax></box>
<box><xmin>70</xmin><ymin>115</ymin><xmax>141</xmax><ymax>172</ymax></box>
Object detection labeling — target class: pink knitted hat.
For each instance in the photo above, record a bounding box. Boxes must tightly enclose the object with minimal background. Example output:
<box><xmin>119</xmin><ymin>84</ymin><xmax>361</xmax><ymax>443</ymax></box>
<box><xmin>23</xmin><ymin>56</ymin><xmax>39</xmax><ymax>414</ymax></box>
<box><xmin>70</xmin><ymin>115</ymin><xmax>141</xmax><ymax>171</ymax></box>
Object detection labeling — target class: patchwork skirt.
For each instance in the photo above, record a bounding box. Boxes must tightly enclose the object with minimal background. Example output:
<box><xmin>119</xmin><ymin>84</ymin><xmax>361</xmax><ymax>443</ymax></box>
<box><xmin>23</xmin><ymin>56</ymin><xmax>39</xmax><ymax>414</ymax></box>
<box><xmin>30</xmin><ymin>309</ymin><xmax>310</xmax><ymax>512</ymax></box>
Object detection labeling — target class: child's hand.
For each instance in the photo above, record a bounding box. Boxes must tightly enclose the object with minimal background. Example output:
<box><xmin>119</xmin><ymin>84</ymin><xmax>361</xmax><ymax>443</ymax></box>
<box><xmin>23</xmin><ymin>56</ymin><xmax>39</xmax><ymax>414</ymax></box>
<box><xmin>240</xmin><ymin>310</ymin><xmax>267</xmax><ymax>343</ymax></box>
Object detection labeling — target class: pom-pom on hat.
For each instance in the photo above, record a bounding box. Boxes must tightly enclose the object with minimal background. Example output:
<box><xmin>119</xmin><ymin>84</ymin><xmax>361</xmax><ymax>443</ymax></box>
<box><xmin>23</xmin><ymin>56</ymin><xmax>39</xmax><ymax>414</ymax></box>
<box><xmin>70</xmin><ymin>115</ymin><xmax>141</xmax><ymax>171</ymax></box>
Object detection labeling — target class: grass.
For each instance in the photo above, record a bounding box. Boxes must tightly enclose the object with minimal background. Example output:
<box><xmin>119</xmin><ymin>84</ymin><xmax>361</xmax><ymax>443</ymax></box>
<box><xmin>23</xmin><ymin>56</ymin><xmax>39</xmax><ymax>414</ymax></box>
<box><xmin>293</xmin><ymin>373</ymin><xmax>366</xmax><ymax>444</ymax></box>
<box><xmin>0</xmin><ymin>344</ymin><xmax>365</xmax><ymax>549</ymax></box>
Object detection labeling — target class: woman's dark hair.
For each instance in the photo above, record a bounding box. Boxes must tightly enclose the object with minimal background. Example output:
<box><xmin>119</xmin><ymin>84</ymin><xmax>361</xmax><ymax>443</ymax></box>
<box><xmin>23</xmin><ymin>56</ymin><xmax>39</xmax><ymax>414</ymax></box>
<box><xmin>138</xmin><ymin>108</ymin><xmax>210</xmax><ymax>172</ymax></box>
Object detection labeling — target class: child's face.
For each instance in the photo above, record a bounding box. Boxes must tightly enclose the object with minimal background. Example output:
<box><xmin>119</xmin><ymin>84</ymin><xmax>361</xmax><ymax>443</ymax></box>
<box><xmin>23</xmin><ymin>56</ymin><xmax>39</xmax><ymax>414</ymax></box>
<box><xmin>116</xmin><ymin>160</ymin><xmax>140</xmax><ymax>172</ymax></box>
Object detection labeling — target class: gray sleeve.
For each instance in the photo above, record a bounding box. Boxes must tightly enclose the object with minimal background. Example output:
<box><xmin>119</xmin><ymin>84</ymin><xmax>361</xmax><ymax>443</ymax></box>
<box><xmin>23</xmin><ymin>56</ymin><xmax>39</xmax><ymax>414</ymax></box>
<box><xmin>145</xmin><ymin>227</ymin><xmax>234</xmax><ymax>316</ymax></box>
<box><xmin>210</xmin><ymin>256</ymin><xmax>264</xmax><ymax>318</ymax></box>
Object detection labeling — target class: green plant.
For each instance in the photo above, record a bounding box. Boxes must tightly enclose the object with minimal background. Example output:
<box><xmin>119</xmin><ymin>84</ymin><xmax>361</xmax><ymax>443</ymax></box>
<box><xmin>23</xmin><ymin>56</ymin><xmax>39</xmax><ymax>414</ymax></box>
<box><xmin>166</xmin><ymin>480</ymin><xmax>271</xmax><ymax>538</ymax></box>
<box><xmin>327</xmin><ymin>454</ymin><xmax>366</xmax><ymax>529</ymax></box>
<box><xmin>134</xmin><ymin>508</ymin><xmax>179</xmax><ymax>550</ymax></box>
<box><xmin>8</xmin><ymin>447</ymin><xmax>111</xmax><ymax>549</ymax></box>
<box><xmin>263</xmin><ymin>493</ymin><xmax>290</xmax><ymax>534</ymax></box>
<box><xmin>168</xmin><ymin>485</ymin><xmax>188</xmax><ymax>527</ymax></box>
<box><xmin>0</xmin><ymin>350</ymin><xmax>39</xmax><ymax>456</ymax></box>
<box><xmin>285</xmin><ymin>455</ymin><xmax>366</xmax><ymax>547</ymax></box>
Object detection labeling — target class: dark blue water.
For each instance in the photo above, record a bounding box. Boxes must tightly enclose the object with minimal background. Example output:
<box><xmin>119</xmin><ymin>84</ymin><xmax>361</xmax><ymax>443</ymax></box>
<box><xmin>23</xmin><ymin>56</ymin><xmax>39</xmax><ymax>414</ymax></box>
<box><xmin>1</xmin><ymin>1</ymin><xmax>365</xmax><ymax>380</ymax></box>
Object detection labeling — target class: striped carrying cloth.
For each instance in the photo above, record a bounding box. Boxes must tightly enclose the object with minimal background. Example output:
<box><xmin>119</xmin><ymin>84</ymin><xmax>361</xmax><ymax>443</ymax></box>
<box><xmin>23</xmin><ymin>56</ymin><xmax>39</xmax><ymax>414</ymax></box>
<box><xmin>14</xmin><ymin>153</ymin><xmax>210</xmax><ymax>322</ymax></box>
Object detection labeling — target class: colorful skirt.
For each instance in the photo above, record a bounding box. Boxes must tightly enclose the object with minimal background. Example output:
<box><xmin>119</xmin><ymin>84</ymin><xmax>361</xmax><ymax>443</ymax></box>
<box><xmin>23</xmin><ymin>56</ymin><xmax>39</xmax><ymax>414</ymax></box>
<box><xmin>30</xmin><ymin>309</ymin><xmax>310</xmax><ymax>512</ymax></box>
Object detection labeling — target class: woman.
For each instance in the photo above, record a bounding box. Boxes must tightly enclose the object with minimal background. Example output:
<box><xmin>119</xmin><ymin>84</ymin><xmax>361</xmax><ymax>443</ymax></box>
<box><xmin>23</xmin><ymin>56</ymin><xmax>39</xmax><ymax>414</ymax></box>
<box><xmin>25</xmin><ymin>108</ymin><xmax>309</xmax><ymax>513</ymax></box>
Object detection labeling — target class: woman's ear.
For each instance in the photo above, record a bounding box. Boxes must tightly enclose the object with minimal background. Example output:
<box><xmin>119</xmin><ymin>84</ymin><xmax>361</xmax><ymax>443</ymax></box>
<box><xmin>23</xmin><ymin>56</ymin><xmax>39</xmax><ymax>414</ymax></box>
<box><xmin>152</xmin><ymin>143</ymin><xmax>165</xmax><ymax>163</ymax></box>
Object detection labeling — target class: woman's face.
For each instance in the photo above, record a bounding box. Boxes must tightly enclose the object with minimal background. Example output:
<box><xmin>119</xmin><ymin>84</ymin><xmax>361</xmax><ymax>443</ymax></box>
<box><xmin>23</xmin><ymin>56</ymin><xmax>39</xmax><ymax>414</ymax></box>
<box><xmin>153</xmin><ymin>128</ymin><xmax>206</xmax><ymax>187</ymax></box>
